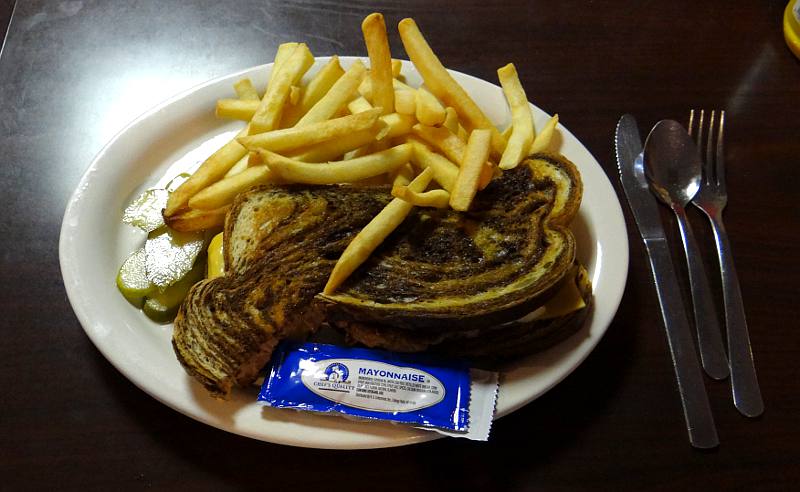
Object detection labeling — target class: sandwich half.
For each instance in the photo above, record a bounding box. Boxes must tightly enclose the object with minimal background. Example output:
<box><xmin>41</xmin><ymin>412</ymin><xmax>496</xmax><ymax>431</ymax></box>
<box><xmin>319</xmin><ymin>152</ymin><xmax>590</xmax><ymax>358</ymax></box>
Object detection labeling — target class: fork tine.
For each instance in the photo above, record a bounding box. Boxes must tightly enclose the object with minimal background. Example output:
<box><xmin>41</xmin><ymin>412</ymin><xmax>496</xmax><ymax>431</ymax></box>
<box><xmin>706</xmin><ymin>110</ymin><xmax>716</xmax><ymax>184</ymax></box>
<box><xmin>696</xmin><ymin>109</ymin><xmax>706</xmax><ymax>161</ymax></box>
<box><xmin>688</xmin><ymin>109</ymin><xmax>696</xmax><ymax>137</ymax></box>
<box><xmin>716</xmin><ymin>110</ymin><xmax>726</xmax><ymax>192</ymax></box>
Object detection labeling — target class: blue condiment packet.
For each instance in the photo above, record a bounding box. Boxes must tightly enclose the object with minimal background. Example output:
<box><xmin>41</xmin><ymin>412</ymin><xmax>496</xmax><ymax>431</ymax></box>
<box><xmin>258</xmin><ymin>342</ymin><xmax>498</xmax><ymax>440</ymax></box>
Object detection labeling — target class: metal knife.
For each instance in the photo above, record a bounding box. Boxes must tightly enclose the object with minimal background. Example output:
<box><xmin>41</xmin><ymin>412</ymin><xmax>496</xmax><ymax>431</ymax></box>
<box><xmin>616</xmin><ymin>114</ymin><xmax>719</xmax><ymax>449</ymax></box>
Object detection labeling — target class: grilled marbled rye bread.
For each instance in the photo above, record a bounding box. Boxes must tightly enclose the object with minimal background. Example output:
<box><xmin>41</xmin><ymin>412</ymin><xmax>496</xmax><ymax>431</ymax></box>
<box><xmin>172</xmin><ymin>186</ymin><xmax>391</xmax><ymax>397</ymax></box>
<box><xmin>172</xmin><ymin>153</ymin><xmax>589</xmax><ymax>397</ymax></box>
<box><xmin>321</xmin><ymin>153</ymin><xmax>589</xmax><ymax>357</ymax></box>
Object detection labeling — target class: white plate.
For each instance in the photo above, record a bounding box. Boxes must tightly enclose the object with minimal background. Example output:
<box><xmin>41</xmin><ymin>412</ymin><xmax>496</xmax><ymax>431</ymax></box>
<box><xmin>59</xmin><ymin>57</ymin><xmax>628</xmax><ymax>449</ymax></box>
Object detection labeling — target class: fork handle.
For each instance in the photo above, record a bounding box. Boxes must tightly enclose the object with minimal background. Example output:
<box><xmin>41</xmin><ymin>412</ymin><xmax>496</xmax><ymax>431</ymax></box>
<box><xmin>674</xmin><ymin>205</ymin><xmax>730</xmax><ymax>380</ymax></box>
<box><xmin>710</xmin><ymin>214</ymin><xmax>764</xmax><ymax>417</ymax></box>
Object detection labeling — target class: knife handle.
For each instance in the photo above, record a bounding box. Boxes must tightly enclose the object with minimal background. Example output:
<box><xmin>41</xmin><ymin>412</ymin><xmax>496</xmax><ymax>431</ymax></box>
<box><xmin>644</xmin><ymin>237</ymin><xmax>719</xmax><ymax>449</ymax></box>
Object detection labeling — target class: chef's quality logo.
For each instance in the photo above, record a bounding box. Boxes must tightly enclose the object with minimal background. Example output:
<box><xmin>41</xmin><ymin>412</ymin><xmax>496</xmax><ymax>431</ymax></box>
<box><xmin>303</xmin><ymin>360</ymin><xmax>355</xmax><ymax>394</ymax></box>
<box><xmin>322</xmin><ymin>362</ymin><xmax>350</xmax><ymax>383</ymax></box>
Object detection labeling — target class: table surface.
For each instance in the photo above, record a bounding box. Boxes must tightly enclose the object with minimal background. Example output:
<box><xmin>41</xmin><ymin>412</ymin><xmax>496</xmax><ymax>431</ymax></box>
<box><xmin>2</xmin><ymin>0</ymin><xmax>799</xmax><ymax>490</ymax></box>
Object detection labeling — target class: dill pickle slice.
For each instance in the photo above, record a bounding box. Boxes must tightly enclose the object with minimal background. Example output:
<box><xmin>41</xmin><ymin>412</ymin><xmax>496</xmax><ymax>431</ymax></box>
<box><xmin>142</xmin><ymin>256</ymin><xmax>206</xmax><ymax>323</ymax></box>
<box><xmin>122</xmin><ymin>189</ymin><xmax>169</xmax><ymax>232</ymax></box>
<box><xmin>144</xmin><ymin>227</ymin><xmax>205</xmax><ymax>289</ymax></box>
<box><xmin>116</xmin><ymin>247</ymin><xmax>154</xmax><ymax>308</ymax></box>
<box><xmin>142</xmin><ymin>297</ymin><xmax>178</xmax><ymax>323</ymax></box>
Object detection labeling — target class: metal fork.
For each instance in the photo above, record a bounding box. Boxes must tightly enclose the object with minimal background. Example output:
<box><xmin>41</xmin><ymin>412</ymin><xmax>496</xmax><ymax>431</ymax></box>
<box><xmin>688</xmin><ymin>109</ymin><xmax>764</xmax><ymax>417</ymax></box>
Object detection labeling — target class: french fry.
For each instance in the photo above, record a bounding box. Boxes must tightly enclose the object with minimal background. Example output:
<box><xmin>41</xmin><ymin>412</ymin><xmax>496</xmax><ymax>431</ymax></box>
<box><xmin>378</xmin><ymin>113</ymin><xmax>415</xmax><ymax>140</ymax></box>
<box><xmin>347</xmin><ymin>96</ymin><xmax>374</xmax><ymax>114</ymax></box>
<box><xmin>343</xmin><ymin>145</ymin><xmax>372</xmax><ymax>160</ymax></box>
<box><xmin>408</xmin><ymin>138</ymin><xmax>458</xmax><ymax>191</ymax></box>
<box><xmin>392</xmin><ymin>162</ymin><xmax>415</xmax><ymax>187</ymax></box>
<box><xmin>362</xmin><ymin>12</ymin><xmax>394</xmax><ymax>154</ymax></box>
<box><xmin>501</xmin><ymin>123</ymin><xmax>513</xmax><ymax>141</ymax></box>
<box><xmin>357</xmin><ymin>75</ymin><xmax>372</xmax><ymax>100</ymax></box>
<box><xmin>497</xmin><ymin>63</ymin><xmax>534</xmax><ymax>169</ymax></box>
<box><xmin>362</xmin><ymin>13</ymin><xmax>394</xmax><ymax>117</ymax></box>
<box><xmin>249</xmin><ymin>43</ymin><xmax>315</xmax><ymax>134</ymax></box>
<box><xmin>412</xmin><ymin>123</ymin><xmax>466</xmax><ymax>164</ymax></box>
<box><xmin>188</xmin><ymin>165</ymin><xmax>280</xmax><ymax>210</ymax></box>
<box><xmin>393</xmin><ymin>77</ymin><xmax>415</xmax><ymax>91</ymax></box>
<box><xmin>164</xmin><ymin>125</ymin><xmax>249</xmax><ymax>216</ymax></box>
<box><xmin>324</xmin><ymin>167</ymin><xmax>434</xmax><ymax>294</ymax></box>
<box><xmin>269</xmin><ymin>42</ymin><xmax>300</xmax><ymax>88</ymax></box>
<box><xmin>215</xmin><ymin>99</ymin><xmax>259</xmax><ymax>121</ymax></box>
<box><xmin>394</xmin><ymin>89</ymin><xmax>416</xmax><ymax>115</ymax></box>
<box><xmin>238</xmin><ymin>108</ymin><xmax>382</xmax><ymax>152</ymax></box>
<box><xmin>449</xmin><ymin>129</ymin><xmax>491</xmax><ymax>211</ymax></box>
<box><xmin>391</xmin><ymin>59</ymin><xmax>403</xmax><ymax>77</ymax></box>
<box><xmin>392</xmin><ymin>186</ymin><xmax>450</xmax><ymax>209</ymax></box>
<box><xmin>165</xmin><ymin>205</ymin><xmax>231</xmax><ymax>232</ymax></box>
<box><xmin>529</xmin><ymin>114</ymin><xmax>559</xmax><ymax>154</ymax></box>
<box><xmin>398</xmin><ymin>18</ymin><xmax>506</xmax><ymax>156</ymax></box>
<box><xmin>457</xmin><ymin>124</ymin><xmax>468</xmax><ymax>142</ymax></box>
<box><xmin>224</xmin><ymin>154</ymin><xmax>249</xmax><ymax>178</ymax></box>
<box><xmin>233</xmin><ymin>78</ymin><xmax>259</xmax><ymax>100</ymax></box>
<box><xmin>289</xmin><ymin>85</ymin><xmax>302</xmax><ymax>105</ymax></box>
<box><xmin>443</xmin><ymin>107</ymin><xmax>459</xmax><ymax>134</ymax></box>
<box><xmin>247</xmin><ymin>150</ymin><xmax>264</xmax><ymax>167</ymax></box>
<box><xmin>333</xmin><ymin>106</ymin><xmax>350</xmax><ymax>118</ymax></box>
<box><xmin>415</xmin><ymin>87</ymin><xmax>446</xmax><ymax>126</ymax></box>
<box><xmin>287</xmin><ymin>126</ymin><xmax>381</xmax><ymax>162</ymax></box>
<box><xmin>280</xmin><ymin>56</ymin><xmax>345</xmax><ymax>128</ymax></box>
<box><xmin>359</xmin><ymin>76</ymin><xmax>414</xmax><ymax>100</ymax></box>
<box><xmin>258</xmin><ymin>143</ymin><xmax>412</xmax><ymax>184</ymax></box>
<box><xmin>296</xmin><ymin>60</ymin><xmax>367</xmax><ymax>127</ymax></box>
<box><xmin>412</xmin><ymin>124</ymin><xmax>494</xmax><ymax>189</ymax></box>
<box><xmin>360</xmin><ymin>113</ymin><xmax>415</xmax><ymax>152</ymax></box>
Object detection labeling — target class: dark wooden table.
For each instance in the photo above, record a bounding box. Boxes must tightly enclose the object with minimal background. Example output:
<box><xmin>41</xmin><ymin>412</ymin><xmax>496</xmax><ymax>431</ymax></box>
<box><xmin>2</xmin><ymin>1</ymin><xmax>798</xmax><ymax>490</ymax></box>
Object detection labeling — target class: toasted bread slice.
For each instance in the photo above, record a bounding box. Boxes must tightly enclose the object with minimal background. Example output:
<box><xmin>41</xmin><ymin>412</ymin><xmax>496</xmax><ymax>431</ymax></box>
<box><xmin>172</xmin><ymin>186</ymin><xmax>391</xmax><ymax>398</ymax></box>
<box><xmin>318</xmin><ymin>153</ymin><xmax>583</xmax><ymax>332</ymax></box>
<box><xmin>335</xmin><ymin>263</ymin><xmax>592</xmax><ymax>359</ymax></box>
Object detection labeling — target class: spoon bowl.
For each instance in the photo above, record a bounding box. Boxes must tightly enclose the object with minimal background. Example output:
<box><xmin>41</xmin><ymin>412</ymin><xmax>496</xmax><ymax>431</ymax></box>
<box><xmin>644</xmin><ymin>120</ymin><xmax>701</xmax><ymax>208</ymax></box>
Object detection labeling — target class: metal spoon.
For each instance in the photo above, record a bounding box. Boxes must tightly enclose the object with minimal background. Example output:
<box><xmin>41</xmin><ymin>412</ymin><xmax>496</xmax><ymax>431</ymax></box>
<box><xmin>644</xmin><ymin>120</ymin><xmax>729</xmax><ymax>380</ymax></box>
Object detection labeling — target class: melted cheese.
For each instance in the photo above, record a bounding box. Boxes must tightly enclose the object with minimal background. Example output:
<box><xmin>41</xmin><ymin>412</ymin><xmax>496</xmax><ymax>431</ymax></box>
<box><xmin>538</xmin><ymin>271</ymin><xmax>586</xmax><ymax>319</ymax></box>
<box><xmin>207</xmin><ymin>232</ymin><xmax>225</xmax><ymax>279</ymax></box>
<box><xmin>510</xmin><ymin>268</ymin><xmax>585</xmax><ymax>323</ymax></box>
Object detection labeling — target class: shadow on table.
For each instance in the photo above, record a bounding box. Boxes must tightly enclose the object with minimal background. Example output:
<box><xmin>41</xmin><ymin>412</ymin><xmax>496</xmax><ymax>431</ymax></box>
<box><xmin>409</xmin><ymin>290</ymin><xmax>639</xmax><ymax>489</ymax></box>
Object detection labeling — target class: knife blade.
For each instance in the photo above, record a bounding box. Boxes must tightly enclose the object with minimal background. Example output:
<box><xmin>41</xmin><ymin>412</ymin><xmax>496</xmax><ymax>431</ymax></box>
<box><xmin>616</xmin><ymin>114</ymin><xmax>719</xmax><ymax>449</ymax></box>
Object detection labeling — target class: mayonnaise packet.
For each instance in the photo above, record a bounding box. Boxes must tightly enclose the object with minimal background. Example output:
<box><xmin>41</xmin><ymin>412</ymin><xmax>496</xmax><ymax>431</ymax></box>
<box><xmin>258</xmin><ymin>342</ymin><xmax>498</xmax><ymax>440</ymax></box>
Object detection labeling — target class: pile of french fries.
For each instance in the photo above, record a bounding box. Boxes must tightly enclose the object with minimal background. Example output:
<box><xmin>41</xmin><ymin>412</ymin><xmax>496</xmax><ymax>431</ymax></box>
<box><xmin>162</xmin><ymin>13</ymin><xmax>559</xmax><ymax>294</ymax></box>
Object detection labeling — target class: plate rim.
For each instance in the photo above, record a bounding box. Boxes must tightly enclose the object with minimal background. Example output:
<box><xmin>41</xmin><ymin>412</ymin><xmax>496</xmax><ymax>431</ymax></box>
<box><xmin>59</xmin><ymin>57</ymin><xmax>629</xmax><ymax>449</ymax></box>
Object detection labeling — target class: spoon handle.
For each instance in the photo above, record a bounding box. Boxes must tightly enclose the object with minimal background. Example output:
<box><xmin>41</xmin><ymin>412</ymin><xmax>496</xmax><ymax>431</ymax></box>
<box><xmin>709</xmin><ymin>213</ymin><xmax>764</xmax><ymax>417</ymax></box>
<box><xmin>673</xmin><ymin>205</ymin><xmax>730</xmax><ymax>380</ymax></box>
